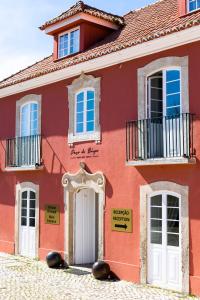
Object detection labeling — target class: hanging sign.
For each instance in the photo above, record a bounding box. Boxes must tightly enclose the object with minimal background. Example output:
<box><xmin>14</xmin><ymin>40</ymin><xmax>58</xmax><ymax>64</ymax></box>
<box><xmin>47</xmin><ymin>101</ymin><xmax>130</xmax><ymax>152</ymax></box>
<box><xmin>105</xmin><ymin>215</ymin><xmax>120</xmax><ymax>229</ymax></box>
<box><xmin>111</xmin><ymin>208</ymin><xmax>132</xmax><ymax>233</ymax></box>
<box><xmin>45</xmin><ymin>205</ymin><xmax>60</xmax><ymax>225</ymax></box>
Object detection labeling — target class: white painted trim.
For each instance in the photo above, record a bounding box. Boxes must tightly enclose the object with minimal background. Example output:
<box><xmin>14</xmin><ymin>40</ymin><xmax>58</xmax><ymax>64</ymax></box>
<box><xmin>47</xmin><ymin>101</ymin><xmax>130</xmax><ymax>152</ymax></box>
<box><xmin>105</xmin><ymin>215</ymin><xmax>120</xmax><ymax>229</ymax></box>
<box><xmin>5</xmin><ymin>166</ymin><xmax>43</xmax><ymax>172</ymax></box>
<box><xmin>68</xmin><ymin>73</ymin><xmax>101</xmax><ymax>145</ymax></box>
<box><xmin>126</xmin><ymin>157</ymin><xmax>196</xmax><ymax>166</ymax></box>
<box><xmin>44</xmin><ymin>12</ymin><xmax>119</xmax><ymax>34</ymax></box>
<box><xmin>1</xmin><ymin>25</ymin><xmax>200</xmax><ymax>98</ymax></box>
<box><xmin>140</xmin><ymin>181</ymin><xmax>189</xmax><ymax>294</ymax></box>
<box><xmin>16</xmin><ymin>94</ymin><xmax>42</xmax><ymax>137</ymax></box>
<box><xmin>58</xmin><ymin>26</ymin><xmax>80</xmax><ymax>59</ymax></box>
<box><xmin>62</xmin><ymin>164</ymin><xmax>105</xmax><ymax>265</ymax></box>
<box><xmin>15</xmin><ymin>182</ymin><xmax>39</xmax><ymax>259</ymax></box>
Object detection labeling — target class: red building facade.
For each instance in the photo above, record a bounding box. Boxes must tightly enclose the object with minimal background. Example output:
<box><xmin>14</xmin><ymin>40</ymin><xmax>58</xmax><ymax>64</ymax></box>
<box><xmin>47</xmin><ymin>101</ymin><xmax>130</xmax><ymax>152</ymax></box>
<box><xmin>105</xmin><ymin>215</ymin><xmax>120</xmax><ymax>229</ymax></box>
<box><xmin>1</xmin><ymin>0</ymin><xmax>200</xmax><ymax>296</ymax></box>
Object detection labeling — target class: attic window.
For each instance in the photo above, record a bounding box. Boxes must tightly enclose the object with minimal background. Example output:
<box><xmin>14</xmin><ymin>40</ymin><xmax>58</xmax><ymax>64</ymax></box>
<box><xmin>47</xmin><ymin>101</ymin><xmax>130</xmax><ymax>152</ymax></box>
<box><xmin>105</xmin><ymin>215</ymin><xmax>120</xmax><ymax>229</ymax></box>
<box><xmin>188</xmin><ymin>0</ymin><xmax>200</xmax><ymax>12</ymax></box>
<box><xmin>58</xmin><ymin>27</ymin><xmax>80</xmax><ymax>58</ymax></box>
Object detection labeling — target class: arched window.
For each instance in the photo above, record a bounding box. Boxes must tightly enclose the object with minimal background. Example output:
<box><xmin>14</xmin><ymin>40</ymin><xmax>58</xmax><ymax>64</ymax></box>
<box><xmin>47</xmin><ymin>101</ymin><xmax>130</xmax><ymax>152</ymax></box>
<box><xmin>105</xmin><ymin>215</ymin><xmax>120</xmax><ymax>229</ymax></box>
<box><xmin>68</xmin><ymin>73</ymin><xmax>101</xmax><ymax>145</ymax></box>
<box><xmin>20</xmin><ymin>102</ymin><xmax>39</xmax><ymax>137</ymax></box>
<box><xmin>75</xmin><ymin>89</ymin><xmax>95</xmax><ymax>134</ymax></box>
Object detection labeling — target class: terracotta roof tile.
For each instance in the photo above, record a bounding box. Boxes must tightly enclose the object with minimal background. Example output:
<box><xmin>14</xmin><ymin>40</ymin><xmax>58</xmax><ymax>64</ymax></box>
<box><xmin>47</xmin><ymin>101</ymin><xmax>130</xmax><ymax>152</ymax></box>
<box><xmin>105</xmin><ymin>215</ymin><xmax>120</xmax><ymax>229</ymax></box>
<box><xmin>39</xmin><ymin>1</ymin><xmax>125</xmax><ymax>29</ymax></box>
<box><xmin>1</xmin><ymin>0</ymin><xmax>200</xmax><ymax>90</ymax></box>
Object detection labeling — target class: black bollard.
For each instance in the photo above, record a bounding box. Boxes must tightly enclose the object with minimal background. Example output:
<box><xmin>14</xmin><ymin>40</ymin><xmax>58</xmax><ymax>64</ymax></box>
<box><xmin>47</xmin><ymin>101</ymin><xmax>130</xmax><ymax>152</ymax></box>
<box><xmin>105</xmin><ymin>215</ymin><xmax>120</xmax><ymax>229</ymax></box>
<box><xmin>92</xmin><ymin>261</ymin><xmax>110</xmax><ymax>280</ymax></box>
<box><xmin>46</xmin><ymin>252</ymin><xmax>63</xmax><ymax>268</ymax></box>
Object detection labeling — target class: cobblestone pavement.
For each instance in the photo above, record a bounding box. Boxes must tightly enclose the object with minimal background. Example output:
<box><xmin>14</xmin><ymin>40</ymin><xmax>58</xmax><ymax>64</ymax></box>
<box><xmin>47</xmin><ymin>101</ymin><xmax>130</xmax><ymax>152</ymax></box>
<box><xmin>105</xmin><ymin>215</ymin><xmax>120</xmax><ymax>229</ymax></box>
<box><xmin>0</xmin><ymin>253</ymin><xmax>199</xmax><ymax>300</ymax></box>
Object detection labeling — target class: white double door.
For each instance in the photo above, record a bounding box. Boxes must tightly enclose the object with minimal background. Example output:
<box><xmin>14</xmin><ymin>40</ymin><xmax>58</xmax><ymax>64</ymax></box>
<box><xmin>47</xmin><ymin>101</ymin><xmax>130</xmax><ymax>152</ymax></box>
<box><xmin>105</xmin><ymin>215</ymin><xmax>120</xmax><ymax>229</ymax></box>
<box><xmin>74</xmin><ymin>189</ymin><xmax>96</xmax><ymax>265</ymax></box>
<box><xmin>148</xmin><ymin>192</ymin><xmax>182</xmax><ymax>291</ymax></box>
<box><xmin>19</xmin><ymin>189</ymin><xmax>36</xmax><ymax>258</ymax></box>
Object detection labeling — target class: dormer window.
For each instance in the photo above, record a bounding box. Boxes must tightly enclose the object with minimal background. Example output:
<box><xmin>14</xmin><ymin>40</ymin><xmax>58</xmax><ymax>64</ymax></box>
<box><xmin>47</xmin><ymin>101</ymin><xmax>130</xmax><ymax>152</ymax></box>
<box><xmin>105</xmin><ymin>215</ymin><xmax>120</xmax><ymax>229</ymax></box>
<box><xmin>188</xmin><ymin>0</ymin><xmax>200</xmax><ymax>12</ymax></box>
<box><xmin>58</xmin><ymin>27</ymin><xmax>80</xmax><ymax>58</ymax></box>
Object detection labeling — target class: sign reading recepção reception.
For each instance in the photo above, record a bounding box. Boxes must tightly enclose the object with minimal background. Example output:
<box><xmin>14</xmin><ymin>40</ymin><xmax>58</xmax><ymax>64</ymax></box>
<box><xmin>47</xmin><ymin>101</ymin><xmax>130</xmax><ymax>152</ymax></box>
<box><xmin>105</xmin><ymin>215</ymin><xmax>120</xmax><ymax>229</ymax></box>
<box><xmin>111</xmin><ymin>208</ymin><xmax>132</xmax><ymax>233</ymax></box>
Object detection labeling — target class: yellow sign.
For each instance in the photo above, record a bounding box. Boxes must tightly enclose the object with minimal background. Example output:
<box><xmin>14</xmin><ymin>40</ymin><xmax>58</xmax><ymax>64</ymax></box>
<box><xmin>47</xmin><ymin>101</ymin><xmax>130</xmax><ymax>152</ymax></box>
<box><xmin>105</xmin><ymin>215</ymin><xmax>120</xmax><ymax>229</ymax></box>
<box><xmin>45</xmin><ymin>205</ymin><xmax>60</xmax><ymax>225</ymax></box>
<box><xmin>111</xmin><ymin>208</ymin><xmax>132</xmax><ymax>233</ymax></box>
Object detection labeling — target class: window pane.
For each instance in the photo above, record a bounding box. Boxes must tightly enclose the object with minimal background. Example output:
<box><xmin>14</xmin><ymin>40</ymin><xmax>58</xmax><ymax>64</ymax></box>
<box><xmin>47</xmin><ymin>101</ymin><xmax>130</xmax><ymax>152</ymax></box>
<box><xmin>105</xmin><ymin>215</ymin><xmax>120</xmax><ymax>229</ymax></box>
<box><xmin>151</xmin><ymin>220</ymin><xmax>162</xmax><ymax>232</ymax></box>
<box><xmin>76</xmin><ymin>123</ymin><xmax>84</xmax><ymax>133</ymax></box>
<box><xmin>21</xmin><ymin>104</ymin><xmax>30</xmax><ymax>136</ymax></box>
<box><xmin>151</xmin><ymin>100</ymin><xmax>163</xmax><ymax>113</ymax></box>
<box><xmin>166</xmin><ymin>94</ymin><xmax>180</xmax><ymax>108</ymax></box>
<box><xmin>189</xmin><ymin>1</ymin><xmax>196</xmax><ymax>11</ymax></box>
<box><xmin>30</xmin><ymin>191</ymin><xmax>36</xmax><ymax>199</ymax></box>
<box><xmin>167</xmin><ymin>195</ymin><xmax>179</xmax><ymax>207</ymax></box>
<box><xmin>167</xmin><ymin>234</ymin><xmax>179</xmax><ymax>247</ymax></box>
<box><xmin>29</xmin><ymin>209</ymin><xmax>35</xmax><ymax>218</ymax></box>
<box><xmin>70</xmin><ymin>30</ymin><xmax>79</xmax><ymax>54</ymax></box>
<box><xmin>151</xmin><ymin>88</ymin><xmax>162</xmax><ymax>100</ymax></box>
<box><xmin>87</xmin><ymin>110</ymin><xmax>94</xmax><ymax>122</ymax></box>
<box><xmin>87</xmin><ymin>90</ymin><xmax>94</xmax><ymax>100</ymax></box>
<box><xmin>87</xmin><ymin>100</ymin><xmax>94</xmax><ymax>110</ymax></box>
<box><xmin>167</xmin><ymin>221</ymin><xmax>179</xmax><ymax>233</ymax></box>
<box><xmin>166</xmin><ymin>80</ymin><xmax>180</xmax><ymax>95</ymax></box>
<box><xmin>151</xmin><ymin>195</ymin><xmax>162</xmax><ymax>206</ymax></box>
<box><xmin>77</xmin><ymin>92</ymin><xmax>84</xmax><ymax>103</ymax></box>
<box><xmin>150</xmin><ymin>77</ymin><xmax>162</xmax><ymax>88</ymax></box>
<box><xmin>29</xmin><ymin>218</ymin><xmax>35</xmax><ymax>227</ymax></box>
<box><xmin>21</xmin><ymin>217</ymin><xmax>27</xmax><ymax>226</ymax></box>
<box><xmin>166</xmin><ymin>70</ymin><xmax>180</xmax><ymax>82</ymax></box>
<box><xmin>167</xmin><ymin>208</ymin><xmax>179</xmax><ymax>220</ymax></box>
<box><xmin>22</xmin><ymin>200</ymin><xmax>27</xmax><ymax>208</ymax></box>
<box><xmin>22</xmin><ymin>191</ymin><xmax>27</xmax><ymax>199</ymax></box>
<box><xmin>151</xmin><ymin>232</ymin><xmax>162</xmax><ymax>244</ymax></box>
<box><xmin>59</xmin><ymin>34</ymin><xmax>68</xmax><ymax>58</ymax></box>
<box><xmin>77</xmin><ymin>102</ymin><xmax>84</xmax><ymax>113</ymax></box>
<box><xmin>151</xmin><ymin>207</ymin><xmax>162</xmax><ymax>219</ymax></box>
<box><xmin>166</xmin><ymin>107</ymin><xmax>180</xmax><ymax>117</ymax></box>
<box><xmin>77</xmin><ymin>112</ymin><xmax>84</xmax><ymax>123</ymax></box>
<box><xmin>21</xmin><ymin>209</ymin><xmax>27</xmax><ymax>217</ymax></box>
<box><xmin>30</xmin><ymin>199</ymin><xmax>36</xmax><ymax>209</ymax></box>
<box><xmin>87</xmin><ymin>121</ymin><xmax>94</xmax><ymax>132</ymax></box>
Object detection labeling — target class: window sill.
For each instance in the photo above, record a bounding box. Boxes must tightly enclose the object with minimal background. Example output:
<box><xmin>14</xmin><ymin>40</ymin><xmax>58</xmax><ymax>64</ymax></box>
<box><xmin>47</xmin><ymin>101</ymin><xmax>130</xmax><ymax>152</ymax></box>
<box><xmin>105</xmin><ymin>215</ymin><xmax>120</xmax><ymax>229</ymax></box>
<box><xmin>68</xmin><ymin>131</ymin><xmax>101</xmax><ymax>145</ymax></box>
<box><xmin>5</xmin><ymin>165</ymin><xmax>44</xmax><ymax>172</ymax></box>
<box><xmin>126</xmin><ymin>157</ymin><xmax>196</xmax><ymax>167</ymax></box>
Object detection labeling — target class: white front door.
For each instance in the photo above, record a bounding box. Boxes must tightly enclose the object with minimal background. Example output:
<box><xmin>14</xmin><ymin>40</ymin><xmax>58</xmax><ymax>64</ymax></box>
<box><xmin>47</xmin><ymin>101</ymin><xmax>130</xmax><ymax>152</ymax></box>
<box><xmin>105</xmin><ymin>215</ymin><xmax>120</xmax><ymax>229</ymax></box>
<box><xmin>74</xmin><ymin>189</ymin><xmax>96</xmax><ymax>265</ymax></box>
<box><xmin>148</xmin><ymin>192</ymin><xmax>182</xmax><ymax>291</ymax></box>
<box><xmin>19</xmin><ymin>189</ymin><xmax>36</xmax><ymax>258</ymax></box>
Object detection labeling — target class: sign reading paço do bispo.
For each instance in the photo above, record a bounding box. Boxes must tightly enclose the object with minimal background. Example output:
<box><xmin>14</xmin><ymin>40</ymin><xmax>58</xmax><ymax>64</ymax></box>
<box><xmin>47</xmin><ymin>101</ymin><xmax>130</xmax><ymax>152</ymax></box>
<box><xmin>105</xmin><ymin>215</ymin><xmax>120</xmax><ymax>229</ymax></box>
<box><xmin>45</xmin><ymin>205</ymin><xmax>60</xmax><ymax>225</ymax></box>
<box><xmin>111</xmin><ymin>208</ymin><xmax>132</xmax><ymax>233</ymax></box>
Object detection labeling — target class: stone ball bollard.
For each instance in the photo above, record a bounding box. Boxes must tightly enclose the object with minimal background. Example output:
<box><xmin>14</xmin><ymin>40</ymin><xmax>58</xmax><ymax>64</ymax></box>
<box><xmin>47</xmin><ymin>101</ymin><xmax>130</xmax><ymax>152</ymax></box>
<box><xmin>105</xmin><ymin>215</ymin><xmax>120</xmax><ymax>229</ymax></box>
<box><xmin>46</xmin><ymin>252</ymin><xmax>63</xmax><ymax>268</ymax></box>
<box><xmin>92</xmin><ymin>261</ymin><xmax>110</xmax><ymax>280</ymax></box>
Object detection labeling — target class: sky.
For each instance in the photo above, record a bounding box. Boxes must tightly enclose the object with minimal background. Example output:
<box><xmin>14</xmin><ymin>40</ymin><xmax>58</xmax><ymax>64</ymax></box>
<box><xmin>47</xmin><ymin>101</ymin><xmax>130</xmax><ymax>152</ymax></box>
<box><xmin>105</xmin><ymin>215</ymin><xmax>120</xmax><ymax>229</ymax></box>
<box><xmin>0</xmin><ymin>0</ymin><xmax>155</xmax><ymax>81</ymax></box>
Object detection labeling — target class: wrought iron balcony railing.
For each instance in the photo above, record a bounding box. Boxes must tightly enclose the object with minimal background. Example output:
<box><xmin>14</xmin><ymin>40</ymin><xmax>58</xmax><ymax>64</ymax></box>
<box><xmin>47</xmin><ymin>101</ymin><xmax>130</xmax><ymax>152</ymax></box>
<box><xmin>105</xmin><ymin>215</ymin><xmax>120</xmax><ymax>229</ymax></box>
<box><xmin>6</xmin><ymin>135</ymin><xmax>42</xmax><ymax>168</ymax></box>
<box><xmin>126</xmin><ymin>113</ymin><xmax>194</xmax><ymax>162</ymax></box>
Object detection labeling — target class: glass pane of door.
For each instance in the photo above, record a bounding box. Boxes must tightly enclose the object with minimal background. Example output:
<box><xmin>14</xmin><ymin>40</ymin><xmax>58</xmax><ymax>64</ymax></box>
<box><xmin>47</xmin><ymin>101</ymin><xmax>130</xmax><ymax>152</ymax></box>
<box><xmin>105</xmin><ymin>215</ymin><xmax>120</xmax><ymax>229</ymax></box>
<box><xmin>167</xmin><ymin>195</ymin><xmax>180</xmax><ymax>247</ymax></box>
<box><xmin>148</xmin><ymin>72</ymin><xmax>163</xmax><ymax>158</ymax></box>
<box><xmin>150</xmin><ymin>195</ymin><xmax>162</xmax><ymax>244</ymax></box>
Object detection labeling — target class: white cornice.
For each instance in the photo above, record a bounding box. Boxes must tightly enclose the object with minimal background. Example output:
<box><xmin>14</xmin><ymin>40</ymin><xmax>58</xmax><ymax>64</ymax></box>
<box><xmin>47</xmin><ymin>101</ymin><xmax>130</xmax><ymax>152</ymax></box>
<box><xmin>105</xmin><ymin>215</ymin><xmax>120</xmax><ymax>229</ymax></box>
<box><xmin>45</xmin><ymin>12</ymin><xmax>119</xmax><ymax>34</ymax></box>
<box><xmin>1</xmin><ymin>25</ymin><xmax>200</xmax><ymax>99</ymax></box>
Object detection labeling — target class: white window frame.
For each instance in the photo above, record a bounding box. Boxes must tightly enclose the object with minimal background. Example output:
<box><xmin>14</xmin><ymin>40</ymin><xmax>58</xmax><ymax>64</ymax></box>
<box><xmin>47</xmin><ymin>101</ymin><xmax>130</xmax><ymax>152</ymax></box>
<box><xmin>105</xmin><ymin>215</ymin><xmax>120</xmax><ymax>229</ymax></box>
<box><xmin>20</xmin><ymin>101</ymin><xmax>39</xmax><ymax>137</ymax></box>
<box><xmin>68</xmin><ymin>73</ymin><xmax>101</xmax><ymax>145</ymax></box>
<box><xmin>58</xmin><ymin>26</ymin><xmax>80</xmax><ymax>59</ymax></box>
<box><xmin>16</xmin><ymin>95</ymin><xmax>41</xmax><ymax>137</ymax></box>
<box><xmin>188</xmin><ymin>0</ymin><xmax>200</xmax><ymax>12</ymax></box>
<box><xmin>147</xmin><ymin>67</ymin><xmax>182</xmax><ymax>119</ymax></box>
<box><xmin>75</xmin><ymin>88</ymin><xmax>95</xmax><ymax>135</ymax></box>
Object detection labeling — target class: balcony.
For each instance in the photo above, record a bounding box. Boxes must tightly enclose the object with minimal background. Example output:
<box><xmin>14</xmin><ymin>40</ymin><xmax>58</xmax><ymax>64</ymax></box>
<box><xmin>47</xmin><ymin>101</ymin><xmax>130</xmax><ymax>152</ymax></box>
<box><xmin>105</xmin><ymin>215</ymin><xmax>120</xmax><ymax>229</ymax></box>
<box><xmin>6</xmin><ymin>135</ymin><xmax>42</xmax><ymax>171</ymax></box>
<box><xmin>126</xmin><ymin>113</ymin><xmax>196</xmax><ymax>166</ymax></box>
